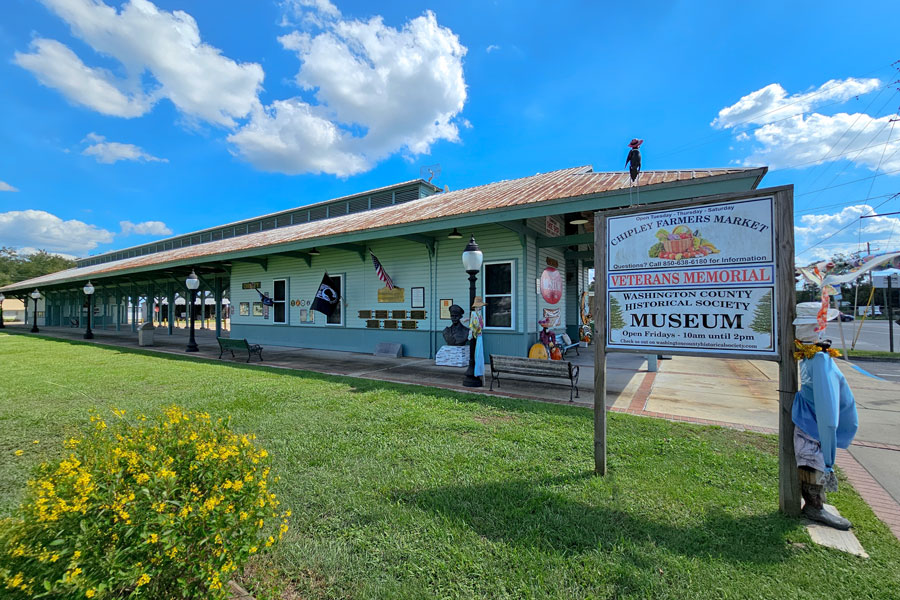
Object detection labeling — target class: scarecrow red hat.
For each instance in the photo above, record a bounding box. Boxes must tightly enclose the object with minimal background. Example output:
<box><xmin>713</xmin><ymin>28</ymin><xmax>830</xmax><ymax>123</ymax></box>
<box><xmin>628</xmin><ymin>138</ymin><xmax>643</xmax><ymax>149</ymax></box>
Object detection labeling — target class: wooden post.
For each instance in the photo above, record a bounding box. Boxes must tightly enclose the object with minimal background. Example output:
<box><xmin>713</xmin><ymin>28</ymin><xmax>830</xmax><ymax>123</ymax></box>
<box><xmin>168</xmin><ymin>284</ymin><xmax>175</xmax><ymax>335</ymax></box>
<box><xmin>214</xmin><ymin>276</ymin><xmax>222</xmax><ymax>339</ymax></box>
<box><xmin>775</xmin><ymin>188</ymin><xmax>800</xmax><ymax>516</ymax></box>
<box><xmin>593</xmin><ymin>211</ymin><xmax>607</xmax><ymax>475</ymax></box>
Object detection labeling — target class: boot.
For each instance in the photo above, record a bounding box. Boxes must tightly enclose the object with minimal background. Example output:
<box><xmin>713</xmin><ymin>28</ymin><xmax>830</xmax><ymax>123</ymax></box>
<box><xmin>801</xmin><ymin>482</ymin><xmax>851</xmax><ymax>530</ymax></box>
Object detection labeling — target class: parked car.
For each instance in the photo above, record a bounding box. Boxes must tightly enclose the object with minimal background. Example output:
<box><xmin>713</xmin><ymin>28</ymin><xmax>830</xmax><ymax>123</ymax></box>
<box><xmin>839</xmin><ymin>312</ymin><xmax>854</xmax><ymax>322</ymax></box>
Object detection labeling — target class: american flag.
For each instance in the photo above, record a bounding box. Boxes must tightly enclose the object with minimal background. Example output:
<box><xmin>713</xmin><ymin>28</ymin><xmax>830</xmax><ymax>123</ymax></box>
<box><xmin>370</xmin><ymin>251</ymin><xmax>394</xmax><ymax>289</ymax></box>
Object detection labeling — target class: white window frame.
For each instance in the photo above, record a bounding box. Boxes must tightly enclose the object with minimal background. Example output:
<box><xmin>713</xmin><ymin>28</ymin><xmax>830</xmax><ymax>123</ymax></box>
<box><xmin>273</xmin><ymin>279</ymin><xmax>287</xmax><ymax>324</ymax></box>
<box><xmin>325</xmin><ymin>273</ymin><xmax>345</xmax><ymax>327</ymax></box>
<box><xmin>482</xmin><ymin>260</ymin><xmax>516</xmax><ymax>331</ymax></box>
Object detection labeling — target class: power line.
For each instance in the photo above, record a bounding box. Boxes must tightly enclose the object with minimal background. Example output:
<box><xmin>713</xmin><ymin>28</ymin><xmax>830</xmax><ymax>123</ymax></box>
<box><xmin>796</xmin><ymin>193</ymin><xmax>899</xmax><ymax>256</ymax></box>
<box><xmin>795</xmin><ymin>192</ymin><xmax>896</xmax><ymax>215</ymax></box>
<box><xmin>795</xmin><ymin>168</ymin><xmax>900</xmax><ymax>196</ymax></box>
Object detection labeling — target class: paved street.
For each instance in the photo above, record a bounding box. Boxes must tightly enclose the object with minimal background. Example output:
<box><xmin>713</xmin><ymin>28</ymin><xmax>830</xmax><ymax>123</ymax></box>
<box><xmin>825</xmin><ymin>320</ymin><xmax>900</xmax><ymax>353</ymax></box>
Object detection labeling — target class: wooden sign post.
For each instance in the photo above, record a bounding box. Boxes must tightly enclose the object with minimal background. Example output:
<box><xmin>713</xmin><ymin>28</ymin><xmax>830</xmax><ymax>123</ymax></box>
<box><xmin>593</xmin><ymin>186</ymin><xmax>799</xmax><ymax>514</ymax></box>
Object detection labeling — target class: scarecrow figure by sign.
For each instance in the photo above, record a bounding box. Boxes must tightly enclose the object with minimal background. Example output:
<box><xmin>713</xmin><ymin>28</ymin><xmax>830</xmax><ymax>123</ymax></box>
<box><xmin>539</xmin><ymin>317</ymin><xmax>562</xmax><ymax>360</ymax></box>
<box><xmin>469</xmin><ymin>296</ymin><xmax>486</xmax><ymax>378</ymax></box>
<box><xmin>792</xmin><ymin>302</ymin><xmax>858</xmax><ymax>530</ymax></box>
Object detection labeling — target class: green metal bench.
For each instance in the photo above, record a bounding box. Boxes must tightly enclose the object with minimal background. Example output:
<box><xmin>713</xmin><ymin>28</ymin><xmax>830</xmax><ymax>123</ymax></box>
<box><xmin>217</xmin><ymin>337</ymin><xmax>263</xmax><ymax>362</ymax></box>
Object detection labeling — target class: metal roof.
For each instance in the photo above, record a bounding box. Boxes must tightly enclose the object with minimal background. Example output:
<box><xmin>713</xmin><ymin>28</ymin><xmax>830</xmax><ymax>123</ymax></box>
<box><xmin>1</xmin><ymin>166</ymin><xmax>765</xmax><ymax>292</ymax></box>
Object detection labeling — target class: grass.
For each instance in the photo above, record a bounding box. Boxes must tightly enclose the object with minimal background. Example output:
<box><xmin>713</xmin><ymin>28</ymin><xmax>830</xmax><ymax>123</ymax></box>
<box><xmin>846</xmin><ymin>349</ymin><xmax>900</xmax><ymax>360</ymax></box>
<box><xmin>2</xmin><ymin>332</ymin><xmax>899</xmax><ymax>599</ymax></box>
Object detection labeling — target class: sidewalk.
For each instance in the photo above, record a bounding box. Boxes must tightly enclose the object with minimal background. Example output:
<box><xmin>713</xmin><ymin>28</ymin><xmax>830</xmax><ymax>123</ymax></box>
<box><xmin>5</xmin><ymin>323</ymin><xmax>899</xmax><ymax>539</ymax></box>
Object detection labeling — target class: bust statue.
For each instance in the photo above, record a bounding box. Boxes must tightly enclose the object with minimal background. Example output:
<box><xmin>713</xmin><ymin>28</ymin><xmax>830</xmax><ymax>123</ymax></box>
<box><xmin>442</xmin><ymin>304</ymin><xmax>469</xmax><ymax>346</ymax></box>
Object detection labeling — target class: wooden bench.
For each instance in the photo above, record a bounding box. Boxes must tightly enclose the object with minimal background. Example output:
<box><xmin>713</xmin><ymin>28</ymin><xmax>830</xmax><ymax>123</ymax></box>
<box><xmin>489</xmin><ymin>354</ymin><xmax>579</xmax><ymax>401</ymax></box>
<box><xmin>217</xmin><ymin>337</ymin><xmax>264</xmax><ymax>362</ymax></box>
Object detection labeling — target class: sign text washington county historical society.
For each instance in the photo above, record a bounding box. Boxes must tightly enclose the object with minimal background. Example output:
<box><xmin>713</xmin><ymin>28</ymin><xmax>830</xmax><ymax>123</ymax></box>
<box><xmin>605</xmin><ymin>197</ymin><xmax>778</xmax><ymax>355</ymax></box>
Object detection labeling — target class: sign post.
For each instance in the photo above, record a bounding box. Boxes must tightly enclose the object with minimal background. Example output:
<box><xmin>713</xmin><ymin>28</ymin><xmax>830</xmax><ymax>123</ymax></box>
<box><xmin>594</xmin><ymin>186</ymin><xmax>799</xmax><ymax>514</ymax></box>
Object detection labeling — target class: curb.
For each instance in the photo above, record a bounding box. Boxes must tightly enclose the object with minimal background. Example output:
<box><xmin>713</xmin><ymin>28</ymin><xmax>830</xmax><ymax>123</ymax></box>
<box><xmin>845</xmin><ymin>355</ymin><xmax>900</xmax><ymax>364</ymax></box>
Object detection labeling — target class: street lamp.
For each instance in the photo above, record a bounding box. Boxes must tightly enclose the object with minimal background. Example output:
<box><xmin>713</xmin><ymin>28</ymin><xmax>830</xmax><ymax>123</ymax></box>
<box><xmin>30</xmin><ymin>289</ymin><xmax>41</xmax><ymax>333</ymax></box>
<box><xmin>461</xmin><ymin>235</ymin><xmax>484</xmax><ymax>387</ymax></box>
<box><xmin>0</xmin><ymin>292</ymin><xmax>5</xmax><ymax>329</ymax></box>
<box><xmin>83</xmin><ymin>281</ymin><xmax>95</xmax><ymax>339</ymax></box>
<box><xmin>185</xmin><ymin>270</ymin><xmax>200</xmax><ymax>352</ymax></box>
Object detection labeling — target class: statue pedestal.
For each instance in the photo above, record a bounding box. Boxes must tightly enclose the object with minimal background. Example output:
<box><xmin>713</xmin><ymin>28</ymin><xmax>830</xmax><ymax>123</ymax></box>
<box><xmin>435</xmin><ymin>345</ymin><xmax>468</xmax><ymax>367</ymax></box>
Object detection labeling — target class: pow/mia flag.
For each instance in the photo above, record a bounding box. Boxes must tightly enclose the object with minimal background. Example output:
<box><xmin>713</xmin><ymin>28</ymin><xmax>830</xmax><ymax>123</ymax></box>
<box><xmin>311</xmin><ymin>273</ymin><xmax>340</xmax><ymax>317</ymax></box>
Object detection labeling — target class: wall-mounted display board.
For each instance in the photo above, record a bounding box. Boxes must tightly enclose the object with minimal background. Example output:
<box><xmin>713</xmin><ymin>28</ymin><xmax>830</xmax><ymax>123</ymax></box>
<box><xmin>391</xmin><ymin>310</ymin><xmax>407</xmax><ymax>319</ymax></box>
<box><xmin>241</xmin><ymin>282</ymin><xmax>261</xmax><ymax>290</ymax></box>
<box><xmin>374</xmin><ymin>310</ymin><xmax>389</xmax><ymax>319</ymax></box>
<box><xmin>252</xmin><ymin>302</ymin><xmax>263</xmax><ymax>316</ymax></box>
<box><xmin>366</xmin><ymin>319</ymin><xmax>380</xmax><ymax>329</ymax></box>
<box><xmin>378</xmin><ymin>287</ymin><xmax>405</xmax><ymax>303</ymax></box>
<box><xmin>411</xmin><ymin>287</ymin><xmax>425</xmax><ymax>309</ymax></box>
<box><xmin>593</xmin><ymin>186</ymin><xmax>799</xmax><ymax>516</ymax></box>
<box><xmin>383</xmin><ymin>320</ymin><xmax>398</xmax><ymax>329</ymax></box>
<box><xmin>401</xmin><ymin>320</ymin><xmax>418</xmax><ymax>330</ymax></box>
<box><xmin>359</xmin><ymin>310</ymin><xmax>373</xmax><ymax>319</ymax></box>
<box><xmin>440</xmin><ymin>299</ymin><xmax>453</xmax><ymax>320</ymax></box>
<box><xmin>410</xmin><ymin>310</ymin><xmax>427</xmax><ymax>320</ymax></box>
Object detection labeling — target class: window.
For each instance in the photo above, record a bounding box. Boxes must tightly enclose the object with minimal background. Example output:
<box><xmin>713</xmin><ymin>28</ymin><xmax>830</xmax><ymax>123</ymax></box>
<box><xmin>483</xmin><ymin>261</ymin><xmax>514</xmax><ymax>329</ymax></box>
<box><xmin>326</xmin><ymin>274</ymin><xmax>343</xmax><ymax>326</ymax></box>
<box><xmin>273</xmin><ymin>279</ymin><xmax>287</xmax><ymax>324</ymax></box>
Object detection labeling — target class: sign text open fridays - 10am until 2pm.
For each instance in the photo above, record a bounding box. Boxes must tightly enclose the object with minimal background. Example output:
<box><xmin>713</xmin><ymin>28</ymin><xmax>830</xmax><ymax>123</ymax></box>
<box><xmin>605</xmin><ymin>197</ymin><xmax>777</xmax><ymax>355</ymax></box>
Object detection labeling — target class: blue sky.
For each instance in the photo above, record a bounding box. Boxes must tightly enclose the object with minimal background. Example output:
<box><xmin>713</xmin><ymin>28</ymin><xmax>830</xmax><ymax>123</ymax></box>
<box><xmin>1</xmin><ymin>0</ymin><xmax>898</xmax><ymax>264</ymax></box>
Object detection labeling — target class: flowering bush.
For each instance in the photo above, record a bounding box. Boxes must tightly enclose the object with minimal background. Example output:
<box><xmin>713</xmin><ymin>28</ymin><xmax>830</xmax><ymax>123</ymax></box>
<box><xmin>0</xmin><ymin>407</ymin><xmax>288</xmax><ymax>598</ymax></box>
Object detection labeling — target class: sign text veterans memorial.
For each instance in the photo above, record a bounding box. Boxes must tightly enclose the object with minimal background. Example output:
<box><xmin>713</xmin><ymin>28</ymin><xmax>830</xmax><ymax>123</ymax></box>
<box><xmin>605</xmin><ymin>197</ymin><xmax>777</xmax><ymax>355</ymax></box>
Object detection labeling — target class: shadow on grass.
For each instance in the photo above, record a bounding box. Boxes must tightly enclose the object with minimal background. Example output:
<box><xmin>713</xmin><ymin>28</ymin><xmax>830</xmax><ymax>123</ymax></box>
<box><xmin>3</xmin><ymin>331</ymin><xmax>589</xmax><ymax>420</ymax></box>
<box><xmin>394</xmin><ymin>472</ymin><xmax>796</xmax><ymax>565</ymax></box>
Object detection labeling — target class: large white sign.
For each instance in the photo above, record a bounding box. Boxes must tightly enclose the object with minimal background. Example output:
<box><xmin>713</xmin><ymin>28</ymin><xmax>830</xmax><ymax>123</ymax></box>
<box><xmin>605</xmin><ymin>197</ymin><xmax>778</xmax><ymax>355</ymax></box>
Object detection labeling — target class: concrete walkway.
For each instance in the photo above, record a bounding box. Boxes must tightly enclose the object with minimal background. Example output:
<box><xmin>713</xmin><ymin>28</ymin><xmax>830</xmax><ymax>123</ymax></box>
<box><xmin>4</xmin><ymin>323</ymin><xmax>899</xmax><ymax>538</ymax></box>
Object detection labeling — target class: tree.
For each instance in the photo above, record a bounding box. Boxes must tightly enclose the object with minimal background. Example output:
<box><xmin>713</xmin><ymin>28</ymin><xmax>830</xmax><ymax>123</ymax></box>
<box><xmin>750</xmin><ymin>291</ymin><xmax>773</xmax><ymax>334</ymax></box>
<box><xmin>0</xmin><ymin>247</ymin><xmax>75</xmax><ymax>287</ymax></box>
<box><xmin>609</xmin><ymin>296</ymin><xmax>625</xmax><ymax>330</ymax></box>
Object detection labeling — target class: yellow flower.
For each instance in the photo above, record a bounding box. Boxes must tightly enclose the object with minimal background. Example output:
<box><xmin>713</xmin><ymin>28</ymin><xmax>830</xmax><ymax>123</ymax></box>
<box><xmin>86</xmin><ymin>590</ymin><xmax>97</xmax><ymax>598</ymax></box>
<box><xmin>73</xmin><ymin>550</ymin><xmax>81</xmax><ymax>559</ymax></box>
<box><xmin>33</xmin><ymin>440</ymin><xmax>40</xmax><ymax>444</ymax></box>
<box><xmin>14</xmin><ymin>449</ymin><xmax>24</xmax><ymax>456</ymax></box>
<box><xmin>136</xmin><ymin>573</ymin><xmax>151</xmax><ymax>587</ymax></box>
<box><xmin>147</xmin><ymin>533</ymin><xmax>158</xmax><ymax>544</ymax></box>
<box><xmin>136</xmin><ymin>473</ymin><xmax>150</xmax><ymax>484</ymax></box>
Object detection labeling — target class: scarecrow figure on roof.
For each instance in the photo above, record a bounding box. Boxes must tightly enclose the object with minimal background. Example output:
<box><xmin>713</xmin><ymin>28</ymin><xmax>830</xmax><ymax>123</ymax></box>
<box><xmin>625</xmin><ymin>138</ymin><xmax>642</xmax><ymax>183</ymax></box>
<box><xmin>625</xmin><ymin>138</ymin><xmax>643</xmax><ymax>207</ymax></box>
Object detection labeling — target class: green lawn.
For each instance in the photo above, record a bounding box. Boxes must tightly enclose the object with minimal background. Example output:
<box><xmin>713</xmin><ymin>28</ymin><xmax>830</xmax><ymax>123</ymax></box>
<box><xmin>1</xmin><ymin>333</ymin><xmax>899</xmax><ymax>599</ymax></box>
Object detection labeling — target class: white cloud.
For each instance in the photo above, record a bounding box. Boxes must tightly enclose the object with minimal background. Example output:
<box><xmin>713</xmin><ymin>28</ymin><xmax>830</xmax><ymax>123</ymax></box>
<box><xmin>14</xmin><ymin>38</ymin><xmax>151</xmax><ymax>117</ymax></box>
<box><xmin>0</xmin><ymin>210</ymin><xmax>115</xmax><ymax>256</ymax></box>
<box><xmin>743</xmin><ymin>112</ymin><xmax>900</xmax><ymax>172</ymax></box>
<box><xmin>16</xmin><ymin>0</ymin><xmax>263</xmax><ymax>127</ymax></box>
<box><xmin>229</xmin><ymin>8</ymin><xmax>468</xmax><ymax>176</ymax></box>
<box><xmin>0</xmin><ymin>181</ymin><xmax>18</xmax><ymax>192</ymax></box>
<box><xmin>486</xmin><ymin>44</ymin><xmax>500</xmax><ymax>53</ymax></box>
<box><xmin>712</xmin><ymin>78</ymin><xmax>881</xmax><ymax>129</ymax></box>
<box><xmin>81</xmin><ymin>132</ymin><xmax>167</xmax><ymax>164</ymax></box>
<box><xmin>17</xmin><ymin>247</ymin><xmax>79</xmax><ymax>260</ymax></box>
<box><xmin>716</xmin><ymin>78</ymin><xmax>900</xmax><ymax>173</ymax></box>
<box><xmin>119</xmin><ymin>220</ymin><xmax>172</xmax><ymax>236</ymax></box>
<box><xmin>794</xmin><ymin>204</ymin><xmax>900</xmax><ymax>260</ymax></box>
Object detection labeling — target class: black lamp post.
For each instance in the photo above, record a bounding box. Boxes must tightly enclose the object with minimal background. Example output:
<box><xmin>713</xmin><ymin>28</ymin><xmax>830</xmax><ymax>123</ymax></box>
<box><xmin>462</xmin><ymin>235</ymin><xmax>484</xmax><ymax>387</ymax></box>
<box><xmin>185</xmin><ymin>270</ymin><xmax>200</xmax><ymax>352</ymax></box>
<box><xmin>83</xmin><ymin>281</ymin><xmax>95</xmax><ymax>339</ymax></box>
<box><xmin>0</xmin><ymin>293</ymin><xmax>5</xmax><ymax>329</ymax></box>
<box><xmin>30</xmin><ymin>289</ymin><xmax>41</xmax><ymax>333</ymax></box>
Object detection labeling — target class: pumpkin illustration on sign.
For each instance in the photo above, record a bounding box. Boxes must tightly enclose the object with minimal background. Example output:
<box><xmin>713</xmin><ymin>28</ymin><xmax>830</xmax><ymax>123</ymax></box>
<box><xmin>540</xmin><ymin>267</ymin><xmax>563</xmax><ymax>304</ymax></box>
<box><xmin>648</xmin><ymin>226</ymin><xmax>719</xmax><ymax>261</ymax></box>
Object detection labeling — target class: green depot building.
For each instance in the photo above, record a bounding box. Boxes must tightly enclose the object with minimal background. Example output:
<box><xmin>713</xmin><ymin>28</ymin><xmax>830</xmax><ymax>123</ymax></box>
<box><xmin>1</xmin><ymin>165</ymin><xmax>767</xmax><ymax>359</ymax></box>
